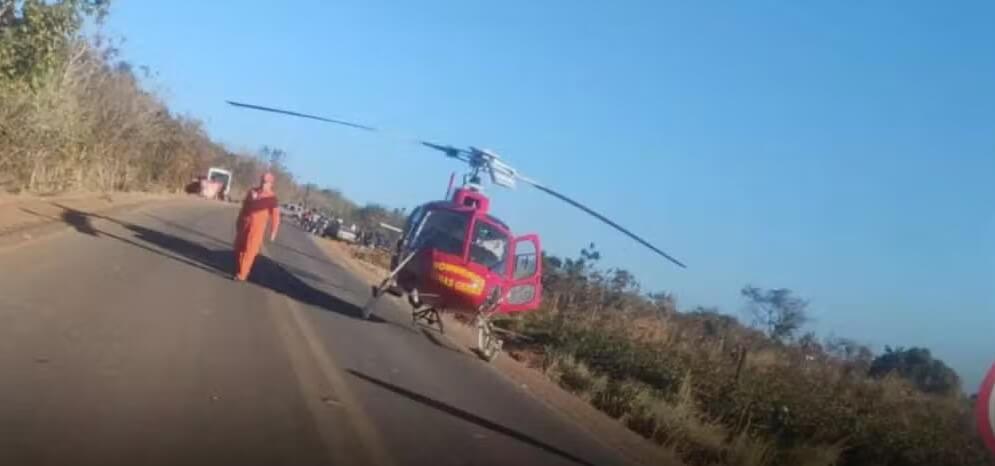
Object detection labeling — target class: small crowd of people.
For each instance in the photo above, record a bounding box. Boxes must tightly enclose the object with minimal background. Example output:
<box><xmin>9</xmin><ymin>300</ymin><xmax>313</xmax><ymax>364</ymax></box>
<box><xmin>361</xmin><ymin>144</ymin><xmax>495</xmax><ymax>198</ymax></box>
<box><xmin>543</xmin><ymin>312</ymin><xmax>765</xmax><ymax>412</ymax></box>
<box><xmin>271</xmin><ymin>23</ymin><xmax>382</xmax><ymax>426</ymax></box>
<box><xmin>356</xmin><ymin>230</ymin><xmax>393</xmax><ymax>250</ymax></box>
<box><xmin>298</xmin><ymin>209</ymin><xmax>338</xmax><ymax>235</ymax></box>
<box><xmin>231</xmin><ymin>175</ymin><xmax>399</xmax><ymax>282</ymax></box>
<box><xmin>296</xmin><ymin>208</ymin><xmax>389</xmax><ymax>247</ymax></box>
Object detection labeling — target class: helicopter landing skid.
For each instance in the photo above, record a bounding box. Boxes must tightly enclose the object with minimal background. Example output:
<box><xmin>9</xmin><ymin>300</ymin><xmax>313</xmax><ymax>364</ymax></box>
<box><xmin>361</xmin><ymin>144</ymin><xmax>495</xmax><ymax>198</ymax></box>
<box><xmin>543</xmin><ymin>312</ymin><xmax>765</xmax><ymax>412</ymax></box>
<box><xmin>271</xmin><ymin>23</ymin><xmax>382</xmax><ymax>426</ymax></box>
<box><xmin>474</xmin><ymin>312</ymin><xmax>503</xmax><ymax>362</ymax></box>
<box><xmin>363</xmin><ymin>248</ymin><xmax>420</xmax><ymax>320</ymax></box>
<box><xmin>473</xmin><ymin>289</ymin><xmax>504</xmax><ymax>362</ymax></box>
<box><xmin>412</xmin><ymin>307</ymin><xmax>445</xmax><ymax>334</ymax></box>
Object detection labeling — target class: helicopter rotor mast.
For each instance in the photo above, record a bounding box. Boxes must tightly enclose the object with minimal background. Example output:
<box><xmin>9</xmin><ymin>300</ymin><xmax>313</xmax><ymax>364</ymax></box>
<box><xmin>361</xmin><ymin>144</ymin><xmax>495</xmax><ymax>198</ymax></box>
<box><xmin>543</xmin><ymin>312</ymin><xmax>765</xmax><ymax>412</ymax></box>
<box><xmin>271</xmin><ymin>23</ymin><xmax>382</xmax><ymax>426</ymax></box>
<box><xmin>226</xmin><ymin>100</ymin><xmax>687</xmax><ymax>269</ymax></box>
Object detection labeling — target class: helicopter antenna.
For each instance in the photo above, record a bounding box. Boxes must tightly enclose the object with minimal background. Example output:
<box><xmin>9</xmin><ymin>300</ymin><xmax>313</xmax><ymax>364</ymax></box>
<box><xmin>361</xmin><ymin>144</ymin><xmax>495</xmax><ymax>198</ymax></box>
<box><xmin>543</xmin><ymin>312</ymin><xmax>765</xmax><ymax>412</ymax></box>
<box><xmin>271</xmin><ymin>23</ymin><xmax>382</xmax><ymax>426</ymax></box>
<box><xmin>227</xmin><ymin>100</ymin><xmax>687</xmax><ymax>268</ymax></box>
<box><xmin>445</xmin><ymin>172</ymin><xmax>456</xmax><ymax>200</ymax></box>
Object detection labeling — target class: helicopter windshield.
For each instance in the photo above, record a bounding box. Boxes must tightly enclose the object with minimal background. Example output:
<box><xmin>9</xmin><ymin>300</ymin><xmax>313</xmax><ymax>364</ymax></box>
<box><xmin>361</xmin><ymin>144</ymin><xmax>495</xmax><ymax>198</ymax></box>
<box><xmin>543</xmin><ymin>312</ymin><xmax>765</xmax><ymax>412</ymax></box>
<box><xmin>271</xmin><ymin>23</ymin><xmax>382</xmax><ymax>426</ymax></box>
<box><xmin>469</xmin><ymin>219</ymin><xmax>509</xmax><ymax>274</ymax></box>
<box><xmin>412</xmin><ymin>209</ymin><xmax>469</xmax><ymax>257</ymax></box>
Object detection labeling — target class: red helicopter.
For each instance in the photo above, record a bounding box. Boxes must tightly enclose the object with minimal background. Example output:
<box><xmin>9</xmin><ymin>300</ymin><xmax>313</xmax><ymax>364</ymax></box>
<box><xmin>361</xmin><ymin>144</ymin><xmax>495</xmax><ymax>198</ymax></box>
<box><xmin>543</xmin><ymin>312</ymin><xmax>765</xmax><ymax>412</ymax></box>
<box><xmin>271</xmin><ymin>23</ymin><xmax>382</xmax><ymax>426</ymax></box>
<box><xmin>228</xmin><ymin>101</ymin><xmax>686</xmax><ymax>361</ymax></box>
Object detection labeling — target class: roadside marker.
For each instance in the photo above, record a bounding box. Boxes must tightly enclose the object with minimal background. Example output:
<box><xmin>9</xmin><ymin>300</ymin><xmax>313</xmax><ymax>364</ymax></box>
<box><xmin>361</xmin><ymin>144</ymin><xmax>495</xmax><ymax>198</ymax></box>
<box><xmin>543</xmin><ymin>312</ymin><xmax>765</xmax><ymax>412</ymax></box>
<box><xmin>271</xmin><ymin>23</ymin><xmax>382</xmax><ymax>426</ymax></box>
<box><xmin>978</xmin><ymin>361</ymin><xmax>995</xmax><ymax>456</ymax></box>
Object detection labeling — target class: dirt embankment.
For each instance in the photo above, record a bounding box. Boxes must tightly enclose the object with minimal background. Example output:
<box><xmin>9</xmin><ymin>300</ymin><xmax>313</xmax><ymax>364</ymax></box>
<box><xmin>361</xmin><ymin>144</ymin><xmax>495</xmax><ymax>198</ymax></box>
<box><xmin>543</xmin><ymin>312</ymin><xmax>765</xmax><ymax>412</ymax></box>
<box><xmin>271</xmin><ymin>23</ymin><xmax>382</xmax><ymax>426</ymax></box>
<box><xmin>313</xmin><ymin>238</ymin><xmax>682</xmax><ymax>466</ymax></box>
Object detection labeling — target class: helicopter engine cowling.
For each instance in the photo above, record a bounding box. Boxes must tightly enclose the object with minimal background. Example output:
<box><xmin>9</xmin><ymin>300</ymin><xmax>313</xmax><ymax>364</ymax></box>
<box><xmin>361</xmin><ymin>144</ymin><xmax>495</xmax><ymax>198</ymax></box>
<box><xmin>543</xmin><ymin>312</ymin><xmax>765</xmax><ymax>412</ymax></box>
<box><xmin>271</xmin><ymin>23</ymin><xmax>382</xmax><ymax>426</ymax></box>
<box><xmin>451</xmin><ymin>188</ymin><xmax>490</xmax><ymax>214</ymax></box>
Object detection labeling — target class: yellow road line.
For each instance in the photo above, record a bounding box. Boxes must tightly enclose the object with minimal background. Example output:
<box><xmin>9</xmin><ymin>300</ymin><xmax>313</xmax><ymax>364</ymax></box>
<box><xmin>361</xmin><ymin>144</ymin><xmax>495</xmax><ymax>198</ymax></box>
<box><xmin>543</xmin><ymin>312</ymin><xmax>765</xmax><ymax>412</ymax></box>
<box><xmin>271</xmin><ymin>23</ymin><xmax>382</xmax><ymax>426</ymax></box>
<box><xmin>279</xmin><ymin>294</ymin><xmax>396</xmax><ymax>466</ymax></box>
<box><xmin>259</xmin><ymin>237</ymin><xmax>395</xmax><ymax>466</ymax></box>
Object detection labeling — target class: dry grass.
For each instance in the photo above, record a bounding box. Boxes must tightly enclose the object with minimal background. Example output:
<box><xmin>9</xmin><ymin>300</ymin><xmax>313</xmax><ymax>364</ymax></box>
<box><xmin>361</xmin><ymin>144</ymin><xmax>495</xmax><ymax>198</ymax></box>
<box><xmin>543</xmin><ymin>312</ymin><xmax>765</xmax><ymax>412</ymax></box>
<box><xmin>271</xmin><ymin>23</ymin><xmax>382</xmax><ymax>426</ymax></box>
<box><xmin>337</xmin><ymin>220</ymin><xmax>991</xmax><ymax>466</ymax></box>
<box><xmin>1</xmin><ymin>19</ymin><xmax>307</xmax><ymax>199</ymax></box>
<box><xmin>512</xmin><ymin>307</ymin><xmax>991</xmax><ymax>466</ymax></box>
<box><xmin>351</xmin><ymin>247</ymin><xmax>392</xmax><ymax>270</ymax></box>
<box><xmin>726</xmin><ymin>431</ymin><xmax>775</xmax><ymax>466</ymax></box>
<box><xmin>555</xmin><ymin>356</ymin><xmax>608</xmax><ymax>401</ymax></box>
<box><xmin>650</xmin><ymin>376</ymin><xmax>728</xmax><ymax>457</ymax></box>
<box><xmin>745</xmin><ymin>348</ymin><xmax>784</xmax><ymax>371</ymax></box>
<box><xmin>781</xmin><ymin>443</ymin><xmax>845</xmax><ymax>466</ymax></box>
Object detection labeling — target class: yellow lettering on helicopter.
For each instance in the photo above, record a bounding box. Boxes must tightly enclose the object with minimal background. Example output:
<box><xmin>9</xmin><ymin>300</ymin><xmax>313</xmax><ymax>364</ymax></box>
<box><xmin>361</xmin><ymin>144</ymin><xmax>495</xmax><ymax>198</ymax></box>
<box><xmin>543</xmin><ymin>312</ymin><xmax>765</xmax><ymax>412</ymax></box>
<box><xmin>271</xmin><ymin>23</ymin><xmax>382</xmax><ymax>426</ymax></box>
<box><xmin>432</xmin><ymin>262</ymin><xmax>484</xmax><ymax>296</ymax></box>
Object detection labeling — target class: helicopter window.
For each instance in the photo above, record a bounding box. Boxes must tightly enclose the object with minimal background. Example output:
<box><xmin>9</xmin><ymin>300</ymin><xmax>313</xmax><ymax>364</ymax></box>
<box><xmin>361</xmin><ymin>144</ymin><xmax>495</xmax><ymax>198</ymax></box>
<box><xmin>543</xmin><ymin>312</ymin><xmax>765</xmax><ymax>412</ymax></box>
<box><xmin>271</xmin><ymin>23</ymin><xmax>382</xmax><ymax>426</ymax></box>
<box><xmin>470</xmin><ymin>220</ymin><xmax>509</xmax><ymax>274</ymax></box>
<box><xmin>513</xmin><ymin>240</ymin><xmax>538</xmax><ymax>280</ymax></box>
<box><xmin>413</xmin><ymin>209</ymin><xmax>468</xmax><ymax>257</ymax></box>
<box><xmin>402</xmin><ymin>206</ymin><xmax>426</xmax><ymax>245</ymax></box>
<box><xmin>506</xmin><ymin>284</ymin><xmax>536</xmax><ymax>305</ymax></box>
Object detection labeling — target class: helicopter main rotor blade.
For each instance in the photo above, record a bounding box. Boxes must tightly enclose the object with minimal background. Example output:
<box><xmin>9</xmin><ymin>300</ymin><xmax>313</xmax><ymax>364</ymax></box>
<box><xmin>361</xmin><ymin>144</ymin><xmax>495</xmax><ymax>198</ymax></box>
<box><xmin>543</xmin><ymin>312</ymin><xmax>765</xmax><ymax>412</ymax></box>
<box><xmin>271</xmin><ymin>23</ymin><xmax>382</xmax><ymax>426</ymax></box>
<box><xmin>226</xmin><ymin>100</ymin><xmax>464</xmax><ymax>158</ymax></box>
<box><xmin>226</xmin><ymin>100</ymin><xmax>686</xmax><ymax>268</ymax></box>
<box><xmin>226</xmin><ymin>101</ymin><xmax>378</xmax><ymax>132</ymax></box>
<box><xmin>517</xmin><ymin>176</ymin><xmax>687</xmax><ymax>269</ymax></box>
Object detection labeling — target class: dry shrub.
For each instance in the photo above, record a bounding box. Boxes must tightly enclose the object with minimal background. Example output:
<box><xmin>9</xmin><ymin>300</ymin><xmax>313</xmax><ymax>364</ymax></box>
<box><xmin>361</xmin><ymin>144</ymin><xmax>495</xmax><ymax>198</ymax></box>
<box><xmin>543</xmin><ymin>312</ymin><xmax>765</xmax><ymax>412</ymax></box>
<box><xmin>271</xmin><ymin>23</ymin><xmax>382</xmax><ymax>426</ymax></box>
<box><xmin>517</xmin><ymin>306</ymin><xmax>990</xmax><ymax>466</ymax></box>
<box><xmin>1</xmin><ymin>14</ymin><xmax>303</xmax><ymax>197</ymax></box>
<box><xmin>555</xmin><ymin>356</ymin><xmax>607</xmax><ymax>401</ymax></box>
<box><xmin>781</xmin><ymin>442</ymin><xmax>845</xmax><ymax>466</ymax></box>
<box><xmin>628</xmin><ymin>315</ymin><xmax>678</xmax><ymax>343</ymax></box>
<box><xmin>592</xmin><ymin>379</ymin><xmax>654</xmax><ymax>419</ymax></box>
<box><xmin>612</xmin><ymin>372</ymin><xmax>777</xmax><ymax>466</ymax></box>
<box><xmin>650</xmin><ymin>375</ymin><xmax>728</xmax><ymax>458</ymax></box>
<box><xmin>0</xmin><ymin>39</ymin><xmax>214</xmax><ymax>194</ymax></box>
<box><xmin>352</xmin><ymin>247</ymin><xmax>392</xmax><ymax>269</ymax></box>
<box><xmin>745</xmin><ymin>349</ymin><xmax>784</xmax><ymax>371</ymax></box>
<box><xmin>539</xmin><ymin>344</ymin><xmax>567</xmax><ymax>376</ymax></box>
<box><xmin>725</xmin><ymin>431</ymin><xmax>775</xmax><ymax>466</ymax></box>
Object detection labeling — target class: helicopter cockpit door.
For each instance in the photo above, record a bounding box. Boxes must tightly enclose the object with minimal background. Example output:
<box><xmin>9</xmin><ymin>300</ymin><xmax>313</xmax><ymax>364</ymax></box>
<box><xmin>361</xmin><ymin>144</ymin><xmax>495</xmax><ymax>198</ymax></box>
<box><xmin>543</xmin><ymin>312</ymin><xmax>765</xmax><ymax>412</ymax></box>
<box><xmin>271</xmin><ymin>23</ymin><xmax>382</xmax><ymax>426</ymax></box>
<box><xmin>499</xmin><ymin>234</ymin><xmax>542</xmax><ymax>312</ymax></box>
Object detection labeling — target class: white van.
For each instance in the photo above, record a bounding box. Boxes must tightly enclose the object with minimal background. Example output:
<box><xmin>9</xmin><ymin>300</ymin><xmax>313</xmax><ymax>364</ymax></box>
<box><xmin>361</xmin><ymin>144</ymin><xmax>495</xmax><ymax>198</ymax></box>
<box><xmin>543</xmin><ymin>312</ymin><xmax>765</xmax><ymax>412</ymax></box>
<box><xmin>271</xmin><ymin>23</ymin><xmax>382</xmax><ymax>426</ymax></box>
<box><xmin>281</xmin><ymin>203</ymin><xmax>303</xmax><ymax>218</ymax></box>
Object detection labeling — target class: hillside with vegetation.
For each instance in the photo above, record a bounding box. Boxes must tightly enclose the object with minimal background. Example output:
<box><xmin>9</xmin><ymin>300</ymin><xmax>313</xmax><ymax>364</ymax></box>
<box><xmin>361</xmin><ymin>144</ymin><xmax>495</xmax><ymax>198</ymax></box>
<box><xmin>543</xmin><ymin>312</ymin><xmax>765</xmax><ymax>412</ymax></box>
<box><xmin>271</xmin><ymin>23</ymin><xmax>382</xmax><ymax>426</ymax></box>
<box><xmin>0</xmin><ymin>0</ymin><xmax>398</xmax><ymax>229</ymax></box>
<box><xmin>2</xmin><ymin>2</ymin><xmax>990</xmax><ymax>466</ymax></box>
<box><xmin>487</xmin><ymin>244</ymin><xmax>989</xmax><ymax>466</ymax></box>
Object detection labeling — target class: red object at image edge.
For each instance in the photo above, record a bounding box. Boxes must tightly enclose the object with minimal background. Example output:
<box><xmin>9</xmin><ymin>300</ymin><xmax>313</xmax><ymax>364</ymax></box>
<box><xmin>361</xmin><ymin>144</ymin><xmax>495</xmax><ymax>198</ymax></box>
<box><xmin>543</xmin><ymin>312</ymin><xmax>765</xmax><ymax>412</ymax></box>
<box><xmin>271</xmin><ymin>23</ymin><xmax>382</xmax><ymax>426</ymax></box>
<box><xmin>978</xmin><ymin>362</ymin><xmax>995</xmax><ymax>455</ymax></box>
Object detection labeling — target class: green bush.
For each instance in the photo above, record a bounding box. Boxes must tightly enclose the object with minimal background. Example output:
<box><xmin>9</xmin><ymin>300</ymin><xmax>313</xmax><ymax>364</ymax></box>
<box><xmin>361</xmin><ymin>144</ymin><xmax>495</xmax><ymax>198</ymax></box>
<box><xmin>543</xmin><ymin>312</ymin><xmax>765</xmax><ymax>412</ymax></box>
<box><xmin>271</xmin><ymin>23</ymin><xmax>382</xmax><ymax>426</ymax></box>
<box><xmin>591</xmin><ymin>378</ymin><xmax>653</xmax><ymax>419</ymax></box>
<box><xmin>516</xmin><ymin>298</ymin><xmax>990</xmax><ymax>466</ymax></box>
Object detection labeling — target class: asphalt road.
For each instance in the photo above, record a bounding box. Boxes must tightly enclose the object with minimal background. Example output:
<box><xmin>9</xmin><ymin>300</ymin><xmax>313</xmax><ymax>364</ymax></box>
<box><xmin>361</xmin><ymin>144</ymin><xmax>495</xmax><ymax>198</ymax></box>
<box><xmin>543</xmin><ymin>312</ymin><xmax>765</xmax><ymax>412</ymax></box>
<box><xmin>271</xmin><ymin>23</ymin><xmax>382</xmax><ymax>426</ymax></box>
<box><xmin>0</xmin><ymin>200</ymin><xmax>631</xmax><ymax>466</ymax></box>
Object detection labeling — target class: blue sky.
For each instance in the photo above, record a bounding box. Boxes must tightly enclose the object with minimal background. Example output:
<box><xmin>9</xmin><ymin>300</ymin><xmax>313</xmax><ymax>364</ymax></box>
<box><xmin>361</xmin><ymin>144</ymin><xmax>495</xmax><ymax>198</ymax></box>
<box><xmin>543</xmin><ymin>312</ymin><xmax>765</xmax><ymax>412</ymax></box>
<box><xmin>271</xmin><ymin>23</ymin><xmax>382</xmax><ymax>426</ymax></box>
<box><xmin>104</xmin><ymin>1</ymin><xmax>994</xmax><ymax>389</ymax></box>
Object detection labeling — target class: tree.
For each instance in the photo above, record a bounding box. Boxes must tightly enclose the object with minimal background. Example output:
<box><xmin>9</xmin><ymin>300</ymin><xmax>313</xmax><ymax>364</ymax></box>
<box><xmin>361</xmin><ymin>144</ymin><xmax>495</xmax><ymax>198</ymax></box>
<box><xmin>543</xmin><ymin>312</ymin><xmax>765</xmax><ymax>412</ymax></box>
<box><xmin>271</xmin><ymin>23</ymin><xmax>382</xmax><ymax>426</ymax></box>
<box><xmin>868</xmin><ymin>346</ymin><xmax>961</xmax><ymax>396</ymax></box>
<box><xmin>686</xmin><ymin>306</ymin><xmax>740</xmax><ymax>337</ymax></box>
<box><xmin>0</xmin><ymin>0</ymin><xmax>110</xmax><ymax>87</ymax></box>
<box><xmin>353</xmin><ymin>203</ymin><xmax>390</xmax><ymax>229</ymax></box>
<box><xmin>314</xmin><ymin>187</ymin><xmax>356</xmax><ymax>215</ymax></box>
<box><xmin>825</xmin><ymin>336</ymin><xmax>872</xmax><ymax>361</ymax></box>
<box><xmin>647</xmin><ymin>291</ymin><xmax>677</xmax><ymax>315</ymax></box>
<box><xmin>259</xmin><ymin>145</ymin><xmax>287</xmax><ymax>172</ymax></box>
<box><xmin>609</xmin><ymin>268</ymin><xmax>638</xmax><ymax>294</ymax></box>
<box><xmin>301</xmin><ymin>183</ymin><xmax>316</xmax><ymax>208</ymax></box>
<box><xmin>740</xmin><ymin>285</ymin><xmax>809</xmax><ymax>342</ymax></box>
<box><xmin>797</xmin><ymin>331</ymin><xmax>821</xmax><ymax>354</ymax></box>
<box><xmin>580</xmin><ymin>242</ymin><xmax>601</xmax><ymax>263</ymax></box>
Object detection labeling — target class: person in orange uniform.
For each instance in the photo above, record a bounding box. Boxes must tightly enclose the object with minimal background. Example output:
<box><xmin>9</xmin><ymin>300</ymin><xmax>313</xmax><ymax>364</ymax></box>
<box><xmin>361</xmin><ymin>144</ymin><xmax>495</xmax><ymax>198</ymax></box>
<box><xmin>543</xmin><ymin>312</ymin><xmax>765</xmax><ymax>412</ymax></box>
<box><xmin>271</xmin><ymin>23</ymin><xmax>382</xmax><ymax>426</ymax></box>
<box><xmin>233</xmin><ymin>173</ymin><xmax>280</xmax><ymax>281</ymax></box>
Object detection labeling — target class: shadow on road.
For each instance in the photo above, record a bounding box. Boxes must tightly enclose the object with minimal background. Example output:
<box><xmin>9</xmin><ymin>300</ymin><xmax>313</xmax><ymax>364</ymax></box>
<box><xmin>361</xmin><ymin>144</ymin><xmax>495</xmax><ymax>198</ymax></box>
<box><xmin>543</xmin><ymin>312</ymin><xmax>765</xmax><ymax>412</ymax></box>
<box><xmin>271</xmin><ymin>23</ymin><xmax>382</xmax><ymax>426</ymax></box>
<box><xmin>146</xmin><ymin>212</ymin><xmax>356</xmax><ymax>277</ymax></box>
<box><xmin>59</xmin><ymin>208</ymin><xmax>101</xmax><ymax>236</ymax></box>
<box><xmin>20</xmin><ymin>207</ymin><xmax>230</xmax><ymax>279</ymax></box>
<box><xmin>25</xmin><ymin>205</ymin><xmax>380</xmax><ymax>322</ymax></box>
<box><xmin>347</xmin><ymin>369</ymin><xmax>597</xmax><ymax>466</ymax></box>
<box><xmin>144</xmin><ymin>212</ymin><xmax>232</xmax><ymax>248</ymax></box>
<box><xmin>143</xmin><ymin>213</ymin><xmax>350</xmax><ymax>288</ymax></box>
<box><xmin>419</xmin><ymin>328</ymin><xmax>471</xmax><ymax>357</ymax></box>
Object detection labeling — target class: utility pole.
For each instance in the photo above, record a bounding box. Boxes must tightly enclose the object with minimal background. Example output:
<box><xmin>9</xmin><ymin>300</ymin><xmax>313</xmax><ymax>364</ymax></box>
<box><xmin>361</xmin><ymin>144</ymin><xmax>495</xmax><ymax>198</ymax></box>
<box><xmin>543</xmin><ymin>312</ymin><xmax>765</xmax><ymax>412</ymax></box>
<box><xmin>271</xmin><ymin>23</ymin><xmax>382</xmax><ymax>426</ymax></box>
<box><xmin>303</xmin><ymin>184</ymin><xmax>311</xmax><ymax>210</ymax></box>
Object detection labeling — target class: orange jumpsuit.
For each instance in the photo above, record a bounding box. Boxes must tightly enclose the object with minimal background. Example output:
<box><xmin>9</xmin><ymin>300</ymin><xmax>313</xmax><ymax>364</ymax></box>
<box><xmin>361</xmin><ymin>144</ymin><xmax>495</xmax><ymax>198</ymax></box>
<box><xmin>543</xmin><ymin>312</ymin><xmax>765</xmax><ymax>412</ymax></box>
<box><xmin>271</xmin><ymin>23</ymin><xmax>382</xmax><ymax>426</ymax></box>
<box><xmin>233</xmin><ymin>188</ymin><xmax>280</xmax><ymax>280</ymax></box>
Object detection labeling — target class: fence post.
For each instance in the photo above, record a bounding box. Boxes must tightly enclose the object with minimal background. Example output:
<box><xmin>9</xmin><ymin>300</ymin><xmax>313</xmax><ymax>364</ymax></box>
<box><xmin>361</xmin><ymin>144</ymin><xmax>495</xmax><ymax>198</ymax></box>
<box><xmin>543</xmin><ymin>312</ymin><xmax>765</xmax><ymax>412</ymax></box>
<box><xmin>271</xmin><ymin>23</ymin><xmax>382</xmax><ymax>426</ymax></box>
<box><xmin>734</xmin><ymin>346</ymin><xmax>749</xmax><ymax>386</ymax></box>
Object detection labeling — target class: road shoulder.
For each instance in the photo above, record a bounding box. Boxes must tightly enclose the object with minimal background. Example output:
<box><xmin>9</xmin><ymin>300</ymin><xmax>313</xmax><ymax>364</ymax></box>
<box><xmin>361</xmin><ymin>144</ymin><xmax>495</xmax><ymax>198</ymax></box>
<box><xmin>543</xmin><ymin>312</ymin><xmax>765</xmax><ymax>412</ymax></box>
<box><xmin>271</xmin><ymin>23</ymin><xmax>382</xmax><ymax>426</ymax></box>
<box><xmin>310</xmin><ymin>238</ymin><xmax>683</xmax><ymax>466</ymax></box>
<box><xmin>0</xmin><ymin>192</ymin><xmax>214</xmax><ymax>253</ymax></box>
